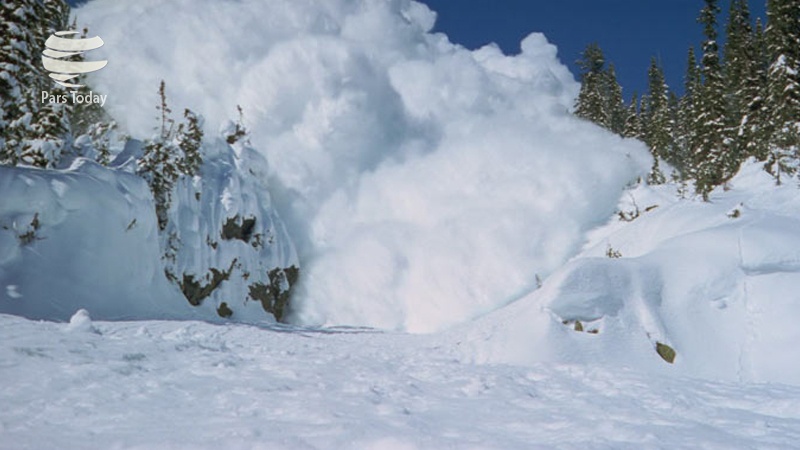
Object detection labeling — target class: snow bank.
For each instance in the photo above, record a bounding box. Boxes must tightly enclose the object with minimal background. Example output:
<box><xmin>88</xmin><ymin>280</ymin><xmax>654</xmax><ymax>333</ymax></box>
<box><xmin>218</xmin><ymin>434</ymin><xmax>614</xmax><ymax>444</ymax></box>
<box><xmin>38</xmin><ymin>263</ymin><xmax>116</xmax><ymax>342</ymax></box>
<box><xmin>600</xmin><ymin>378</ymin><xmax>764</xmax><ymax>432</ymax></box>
<box><xmin>455</xmin><ymin>161</ymin><xmax>800</xmax><ymax>385</ymax></box>
<box><xmin>77</xmin><ymin>0</ymin><xmax>649</xmax><ymax>331</ymax></box>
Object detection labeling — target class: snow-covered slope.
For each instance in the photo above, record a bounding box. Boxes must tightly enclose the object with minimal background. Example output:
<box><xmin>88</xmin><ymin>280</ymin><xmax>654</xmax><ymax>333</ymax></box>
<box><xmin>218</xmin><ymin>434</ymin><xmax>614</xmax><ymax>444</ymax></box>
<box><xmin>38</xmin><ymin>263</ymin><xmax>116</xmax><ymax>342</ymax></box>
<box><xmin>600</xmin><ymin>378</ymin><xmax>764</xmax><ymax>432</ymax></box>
<box><xmin>75</xmin><ymin>0</ymin><xmax>651</xmax><ymax>332</ymax></box>
<box><xmin>2</xmin><ymin>312</ymin><xmax>799</xmax><ymax>450</ymax></box>
<box><xmin>455</xmin><ymin>161</ymin><xmax>800</xmax><ymax>385</ymax></box>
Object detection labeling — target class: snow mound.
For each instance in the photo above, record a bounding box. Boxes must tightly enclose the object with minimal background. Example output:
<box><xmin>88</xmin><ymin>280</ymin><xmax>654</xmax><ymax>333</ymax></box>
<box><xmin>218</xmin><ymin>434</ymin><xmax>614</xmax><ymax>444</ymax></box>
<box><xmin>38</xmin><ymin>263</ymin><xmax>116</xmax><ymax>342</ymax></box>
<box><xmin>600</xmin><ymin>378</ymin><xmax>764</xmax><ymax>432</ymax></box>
<box><xmin>77</xmin><ymin>0</ymin><xmax>650</xmax><ymax>332</ymax></box>
<box><xmin>455</xmin><ymin>160</ymin><xmax>800</xmax><ymax>385</ymax></box>
<box><xmin>66</xmin><ymin>309</ymin><xmax>95</xmax><ymax>333</ymax></box>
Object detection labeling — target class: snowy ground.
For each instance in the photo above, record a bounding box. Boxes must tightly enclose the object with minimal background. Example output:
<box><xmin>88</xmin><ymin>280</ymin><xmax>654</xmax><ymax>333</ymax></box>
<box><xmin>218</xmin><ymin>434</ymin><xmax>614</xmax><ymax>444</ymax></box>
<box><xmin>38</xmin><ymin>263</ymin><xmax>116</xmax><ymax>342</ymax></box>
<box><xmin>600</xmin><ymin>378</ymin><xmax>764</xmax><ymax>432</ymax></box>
<box><xmin>3</xmin><ymin>1</ymin><xmax>800</xmax><ymax>447</ymax></box>
<box><xmin>2</xmin><ymin>312</ymin><xmax>800</xmax><ymax>450</ymax></box>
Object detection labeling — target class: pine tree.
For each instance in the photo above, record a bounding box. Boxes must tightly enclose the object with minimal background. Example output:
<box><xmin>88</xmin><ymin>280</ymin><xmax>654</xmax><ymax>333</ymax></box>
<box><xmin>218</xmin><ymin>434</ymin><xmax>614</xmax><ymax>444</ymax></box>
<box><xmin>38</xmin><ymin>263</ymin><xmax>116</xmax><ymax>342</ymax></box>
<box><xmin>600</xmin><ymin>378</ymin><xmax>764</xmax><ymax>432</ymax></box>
<box><xmin>574</xmin><ymin>43</ymin><xmax>608</xmax><ymax>126</ymax></box>
<box><xmin>642</xmin><ymin>59</ymin><xmax>672</xmax><ymax>158</ymax></box>
<box><xmin>137</xmin><ymin>81</ymin><xmax>205</xmax><ymax>230</ymax></box>
<box><xmin>1</xmin><ymin>1</ymin><xmax>37</xmax><ymax>165</ymax></box>
<box><xmin>641</xmin><ymin>58</ymin><xmax>672</xmax><ymax>183</ymax></box>
<box><xmin>139</xmin><ymin>81</ymin><xmax>181</xmax><ymax>230</ymax></box>
<box><xmin>0</xmin><ymin>0</ymin><xmax>71</xmax><ymax>168</ymax></box>
<box><xmin>764</xmin><ymin>0</ymin><xmax>800</xmax><ymax>183</ymax></box>
<box><xmin>668</xmin><ymin>91</ymin><xmax>682</xmax><ymax>162</ymax></box>
<box><xmin>675</xmin><ymin>47</ymin><xmax>702</xmax><ymax>177</ymax></box>
<box><xmin>694</xmin><ymin>0</ymin><xmax>729</xmax><ymax>199</ymax></box>
<box><xmin>723</xmin><ymin>0</ymin><xmax>755</xmax><ymax>170</ymax></box>
<box><xmin>604</xmin><ymin>63</ymin><xmax>626</xmax><ymax>135</ymax></box>
<box><xmin>622</xmin><ymin>93</ymin><xmax>642</xmax><ymax>139</ymax></box>
<box><xmin>740</xmin><ymin>18</ymin><xmax>771</xmax><ymax>161</ymax></box>
<box><xmin>177</xmin><ymin>109</ymin><xmax>203</xmax><ymax>177</ymax></box>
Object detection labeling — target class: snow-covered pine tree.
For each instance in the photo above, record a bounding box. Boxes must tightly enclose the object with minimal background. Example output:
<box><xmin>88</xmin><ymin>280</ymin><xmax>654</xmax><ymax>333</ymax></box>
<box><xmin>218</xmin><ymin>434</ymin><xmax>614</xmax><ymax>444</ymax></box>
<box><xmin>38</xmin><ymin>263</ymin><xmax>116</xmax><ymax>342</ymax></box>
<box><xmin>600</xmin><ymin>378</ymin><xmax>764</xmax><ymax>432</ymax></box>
<box><xmin>675</xmin><ymin>47</ymin><xmax>703</xmax><ymax>178</ymax></box>
<box><xmin>139</xmin><ymin>81</ymin><xmax>182</xmax><ymax>230</ymax></box>
<box><xmin>0</xmin><ymin>0</ymin><xmax>71</xmax><ymax>168</ymax></box>
<box><xmin>177</xmin><ymin>109</ymin><xmax>203</xmax><ymax>177</ymax></box>
<box><xmin>1</xmin><ymin>1</ymin><xmax>38</xmax><ymax>165</ymax></box>
<box><xmin>642</xmin><ymin>58</ymin><xmax>672</xmax><ymax>183</ymax></box>
<box><xmin>622</xmin><ymin>93</ymin><xmax>642</xmax><ymax>139</ymax></box>
<box><xmin>738</xmin><ymin>17</ymin><xmax>771</xmax><ymax>162</ymax></box>
<box><xmin>764</xmin><ymin>0</ymin><xmax>800</xmax><ymax>184</ymax></box>
<box><xmin>723</xmin><ymin>0</ymin><xmax>757</xmax><ymax>171</ymax></box>
<box><xmin>138</xmin><ymin>81</ymin><xmax>205</xmax><ymax>230</ymax></box>
<box><xmin>694</xmin><ymin>0</ymin><xmax>729</xmax><ymax>199</ymax></box>
<box><xmin>574</xmin><ymin>43</ymin><xmax>608</xmax><ymax>127</ymax></box>
<box><xmin>668</xmin><ymin>91</ymin><xmax>682</xmax><ymax>164</ymax></box>
<box><xmin>604</xmin><ymin>63</ymin><xmax>626</xmax><ymax>135</ymax></box>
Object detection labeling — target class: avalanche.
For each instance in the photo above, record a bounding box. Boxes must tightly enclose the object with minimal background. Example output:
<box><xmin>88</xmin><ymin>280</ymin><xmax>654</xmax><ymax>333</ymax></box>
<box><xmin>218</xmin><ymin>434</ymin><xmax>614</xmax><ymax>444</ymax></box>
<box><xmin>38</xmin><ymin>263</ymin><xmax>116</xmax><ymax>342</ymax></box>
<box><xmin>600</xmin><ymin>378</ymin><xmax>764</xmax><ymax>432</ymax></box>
<box><xmin>2</xmin><ymin>0</ymin><xmax>800</xmax><ymax>447</ymax></box>
<box><xmin>74</xmin><ymin>0</ymin><xmax>650</xmax><ymax>332</ymax></box>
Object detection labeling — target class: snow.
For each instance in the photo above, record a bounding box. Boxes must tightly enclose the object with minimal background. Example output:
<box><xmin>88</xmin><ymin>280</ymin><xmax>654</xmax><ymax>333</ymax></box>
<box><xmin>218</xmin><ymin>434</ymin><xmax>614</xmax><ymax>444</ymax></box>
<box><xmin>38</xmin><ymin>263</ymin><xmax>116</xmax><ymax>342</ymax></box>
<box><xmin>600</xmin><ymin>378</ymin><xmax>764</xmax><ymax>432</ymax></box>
<box><xmin>2</xmin><ymin>312</ymin><xmax>800</xmax><ymax>449</ymax></box>
<box><xmin>1</xmin><ymin>1</ymin><xmax>800</xmax><ymax>446</ymax></box>
<box><xmin>453</xmin><ymin>160</ymin><xmax>800</xmax><ymax>385</ymax></box>
<box><xmin>66</xmin><ymin>308</ymin><xmax>95</xmax><ymax>333</ymax></box>
<box><xmin>76</xmin><ymin>0</ymin><xmax>650</xmax><ymax>332</ymax></box>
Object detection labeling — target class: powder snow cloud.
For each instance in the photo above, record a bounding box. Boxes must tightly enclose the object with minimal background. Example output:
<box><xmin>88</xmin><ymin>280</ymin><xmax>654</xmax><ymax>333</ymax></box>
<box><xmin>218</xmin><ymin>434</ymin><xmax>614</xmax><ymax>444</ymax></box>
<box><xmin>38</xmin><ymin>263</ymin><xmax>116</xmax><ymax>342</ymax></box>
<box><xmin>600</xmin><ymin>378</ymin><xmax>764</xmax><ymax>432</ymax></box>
<box><xmin>77</xmin><ymin>0</ymin><xmax>650</xmax><ymax>332</ymax></box>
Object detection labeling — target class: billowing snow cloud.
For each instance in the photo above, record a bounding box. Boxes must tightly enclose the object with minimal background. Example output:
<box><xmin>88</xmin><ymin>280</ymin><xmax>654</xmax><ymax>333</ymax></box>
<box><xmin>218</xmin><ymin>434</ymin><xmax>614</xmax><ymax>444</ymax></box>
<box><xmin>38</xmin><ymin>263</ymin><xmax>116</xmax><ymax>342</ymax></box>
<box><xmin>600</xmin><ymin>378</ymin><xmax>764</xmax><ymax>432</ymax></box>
<box><xmin>77</xmin><ymin>0</ymin><xmax>650</xmax><ymax>332</ymax></box>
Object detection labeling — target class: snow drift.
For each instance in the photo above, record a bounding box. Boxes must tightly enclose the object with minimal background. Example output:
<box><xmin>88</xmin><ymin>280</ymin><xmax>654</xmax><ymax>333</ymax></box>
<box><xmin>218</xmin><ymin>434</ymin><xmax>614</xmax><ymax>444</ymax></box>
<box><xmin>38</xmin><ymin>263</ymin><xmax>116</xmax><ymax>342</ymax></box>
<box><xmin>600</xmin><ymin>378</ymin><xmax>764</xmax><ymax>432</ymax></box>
<box><xmin>76</xmin><ymin>0</ymin><xmax>650</xmax><ymax>331</ymax></box>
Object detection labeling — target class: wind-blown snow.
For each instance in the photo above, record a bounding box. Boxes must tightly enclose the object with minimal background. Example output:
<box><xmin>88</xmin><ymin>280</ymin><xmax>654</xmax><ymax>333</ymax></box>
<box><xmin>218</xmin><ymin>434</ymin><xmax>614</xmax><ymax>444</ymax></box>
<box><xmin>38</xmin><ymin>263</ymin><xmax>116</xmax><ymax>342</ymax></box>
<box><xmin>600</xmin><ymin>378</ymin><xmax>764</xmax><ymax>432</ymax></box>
<box><xmin>76</xmin><ymin>0</ymin><xmax>650</xmax><ymax>331</ymax></box>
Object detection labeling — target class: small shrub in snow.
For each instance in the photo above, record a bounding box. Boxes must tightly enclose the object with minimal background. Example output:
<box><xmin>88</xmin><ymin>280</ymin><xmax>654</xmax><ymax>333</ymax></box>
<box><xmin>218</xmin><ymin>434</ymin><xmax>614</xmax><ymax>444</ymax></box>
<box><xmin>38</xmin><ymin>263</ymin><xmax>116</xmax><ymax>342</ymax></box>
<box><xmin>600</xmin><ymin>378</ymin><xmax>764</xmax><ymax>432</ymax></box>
<box><xmin>224</xmin><ymin>105</ymin><xmax>248</xmax><ymax>145</ymax></box>
<box><xmin>606</xmin><ymin>245</ymin><xmax>622</xmax><ymax>259</ymax></box>
<box><xmin>727</xmin><ymin>203</ymin><xmax>743</xmax><ymax>219</ymax></box>
<box><xmin>16</xmin><ymin>213</ymin><xmax>41</xmax><ymax>246</ymax></box>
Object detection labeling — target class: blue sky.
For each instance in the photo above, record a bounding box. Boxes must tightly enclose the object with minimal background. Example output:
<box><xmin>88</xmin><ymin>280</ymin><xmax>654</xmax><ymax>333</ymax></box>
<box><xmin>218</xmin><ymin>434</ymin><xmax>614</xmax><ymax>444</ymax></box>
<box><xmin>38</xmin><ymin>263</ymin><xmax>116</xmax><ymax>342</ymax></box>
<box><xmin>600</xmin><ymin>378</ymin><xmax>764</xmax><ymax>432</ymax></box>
<box><xmin>419</xmin><ymin>0</ymin><xmax>767</xmax><ymax>99</ymax></box>
<box><xmin>66</xmin><ymin>0</ymin><xmax>767</xmax><ymax>99</ymax></box>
